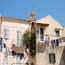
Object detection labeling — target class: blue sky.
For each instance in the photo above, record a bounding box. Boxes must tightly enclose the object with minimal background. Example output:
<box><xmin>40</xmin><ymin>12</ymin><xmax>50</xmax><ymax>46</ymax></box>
<box><xmin>0</xmin><ymin>0</ymin><xmax>65</xmax><ymax>27</ymax></box>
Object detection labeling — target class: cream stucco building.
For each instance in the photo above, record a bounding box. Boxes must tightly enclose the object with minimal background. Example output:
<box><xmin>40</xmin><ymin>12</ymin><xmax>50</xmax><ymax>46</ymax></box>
<box><xmin>36</xmin><ymin>16</ymin><xmax>65</xmax><ymax>65</ymax></box>
<box><xmin>0</xmin><ymin>15</ymin><xmax>49</xmax><ymax>65</ymax></box>
<box><xmin>0</xmin><ymin>14</ymin><xmax>65</xmax><ymax>65</ymax></box>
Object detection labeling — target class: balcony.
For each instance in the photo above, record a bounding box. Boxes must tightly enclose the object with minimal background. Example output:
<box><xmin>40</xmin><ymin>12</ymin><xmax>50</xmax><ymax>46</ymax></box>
<box><xmin>36</xmin><ymin>40</ymin><xmax>49</xmax><ymax>53</ymax></box>
<box><xmin>12</xmin><ymin>47</ymin><xmax>24</xmax><ymax>54</ymax></box>
<box><xmin>12</xmin><ymin>44</ymin><xmax>24</xmax><ymax>57</ymax></box>
<box><xmin>36</xmin><ymin>36</ymin><xmax>65</xmax><ymax>53</ymax></box>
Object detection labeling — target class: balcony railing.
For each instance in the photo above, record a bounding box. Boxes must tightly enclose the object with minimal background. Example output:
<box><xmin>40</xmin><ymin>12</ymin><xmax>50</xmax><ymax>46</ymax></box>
<box><xmin>12</xmin><ymin>46</ymin><xmax>24</xmax><ymax>54</ymax></box>
<box><xmin>36</xmin><ymin>37</ymin><xmax>65</xmax><ymax>53</ymax></box>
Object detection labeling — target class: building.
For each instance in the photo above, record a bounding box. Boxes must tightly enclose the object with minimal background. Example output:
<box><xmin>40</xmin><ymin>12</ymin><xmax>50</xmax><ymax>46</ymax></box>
<box><xmin>0</xmin><ymin>12</ymin><xmax>65</xmax><ymax>65</ymax></box>
<box><xmin>36</xmin><ymin>15</ymin><xmax>65</xmax><ymax>65</ymax></box>
<box><xmin>36</xmin><ymin>15</ymin><xmax>65</xmax><ymax>45</ymax></box>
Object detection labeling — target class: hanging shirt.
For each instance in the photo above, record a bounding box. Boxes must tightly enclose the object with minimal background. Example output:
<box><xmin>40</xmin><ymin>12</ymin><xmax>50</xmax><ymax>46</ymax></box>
<box><xmin>44</xmin><ymin>35</ymin><xmax>50</xmax><ymax>47</ymax></box>
<box><xmin>56</xmin><ymin>39</ymin><xmax>59</xmax><ymax>46</ymax></box>
<box><xmin>51</xmin><ymin>40</ymin><xmax>56</xmax><ymax>48</ymax></box>
<box><xmin>51</xmin><ymin>40</ymin><xmax>55</xmax><ymax>45</ymax></box>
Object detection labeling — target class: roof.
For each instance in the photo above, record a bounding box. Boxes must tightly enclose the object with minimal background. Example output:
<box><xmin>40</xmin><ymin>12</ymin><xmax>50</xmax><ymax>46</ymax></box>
<box><xmin>0</xmin><ymin>16</ymin><xmax>63</xmax><ymax>28</ymax></box>
<box><xmin>0</xmin><ymin>16</ymin><xmax>29</xmax><ymax>24</ymax></box>
<box><xmin>0</xmin><ymin>16</ymin><xmax>49</xmax><ymax>26</ymax></box>
<box><xmin>36</xmin><ymin>15</ymin><xmax>63</xmax><ymax>29</ymax></box>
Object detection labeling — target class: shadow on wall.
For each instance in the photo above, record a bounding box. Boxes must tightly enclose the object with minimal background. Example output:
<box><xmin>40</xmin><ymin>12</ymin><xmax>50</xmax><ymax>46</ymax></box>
<box><xmin>59</xmin><ymin>46</ymin><xmax>65</xmax><ymax>65</ymax></box>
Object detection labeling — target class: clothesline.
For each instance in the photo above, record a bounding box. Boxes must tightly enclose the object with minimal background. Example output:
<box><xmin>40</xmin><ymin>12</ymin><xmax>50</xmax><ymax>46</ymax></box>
<box><xmin>51</xmin><ymin>37</ymin><xmax>65</xmax><ymax>46</ymax></box>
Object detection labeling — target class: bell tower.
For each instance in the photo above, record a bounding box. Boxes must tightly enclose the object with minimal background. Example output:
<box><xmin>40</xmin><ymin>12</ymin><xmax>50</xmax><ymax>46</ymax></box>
<box><xmin>30</xmin><ymin>9</ymin><xmax>36</xmax><ymax>33</ymax></box>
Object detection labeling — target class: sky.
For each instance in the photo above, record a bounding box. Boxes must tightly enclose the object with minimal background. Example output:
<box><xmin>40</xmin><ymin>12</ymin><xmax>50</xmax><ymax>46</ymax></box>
<box><xmin>0</xmin><ymin>0</ymin><xmax>65</xmax><ymax>27</ymax></box>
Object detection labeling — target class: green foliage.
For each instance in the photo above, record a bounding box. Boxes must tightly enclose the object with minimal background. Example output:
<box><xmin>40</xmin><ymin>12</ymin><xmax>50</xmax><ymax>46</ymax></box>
<box><xmin>23</xmin><ymin>30</ymin><xmax>36</xmax><ymax>56</ymax></box>
<box><xmin>23</xmin><ymin>31</ymin><xmax>31</xmax><ymax>48</ymax></box>
<box><xmin>29</xmin><ymin>32</ymin><xmax>36</xmax><ymax>56</ymax></box>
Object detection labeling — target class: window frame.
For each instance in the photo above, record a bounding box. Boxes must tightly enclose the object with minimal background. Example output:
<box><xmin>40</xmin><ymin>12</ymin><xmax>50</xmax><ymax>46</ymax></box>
<box><xmin>4</xmin><ymin>27</ymin><xmax>9</xmax><ymax>40</ymax></box>
<box><xmin>55</xmin><ymin>29</ymin><xmax>60</xmax><ymax>37</ymax></box>
<box><xmin>49</xmin><ymin>53</ymin><xmax>56</xmax><ymax>64</ymax></box>
<box><xmin>40</xmin><ymin>28</ymin><xmax>44</xmax><ymax>41</ymax></box>
<box><xmin>16</xmin><ymin>30</ymin><xmax>22</xmax><ymax>47</ymax></box>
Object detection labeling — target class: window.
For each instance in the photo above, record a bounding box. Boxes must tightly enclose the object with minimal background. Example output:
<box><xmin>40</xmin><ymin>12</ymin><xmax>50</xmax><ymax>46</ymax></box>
<box><xmin>16</xmin><ymin>30</ymin><xmax>22</xmax><ymax>47</ymax></box>
<box><xmin>49</xmin><ymin>53</ymin><xmax>56</xmax><ymax>64</ymax></box>
<box><xmin>55</xmin><ymin>30</ymin><xmax>60</xmax><ymax>37</ymax></box>
<box><xmin>40</xmin><ymin>28</ymin><xmax>44</xmax><ymax>41</ymax></box>
<box><xmin>4</xmin><ymin>28</ymin><xmax>9</xmax><ymax>40</ymax></box>
<box><xmin>3</xmin><ymin>48</ymin><xmax>8</xmax><ymax>65</ymax></box>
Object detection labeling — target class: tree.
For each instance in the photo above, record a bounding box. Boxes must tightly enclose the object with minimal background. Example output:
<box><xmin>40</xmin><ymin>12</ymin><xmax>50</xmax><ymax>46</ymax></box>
<box><xmin>23</xmin><ymin>30</ymin><xmax>31</xmax><ymax>48</ymax></box>
<box><xmin>23</xmin><ymin>30</ymin><xmax>36</xmax><ymax>56</ymax></box>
